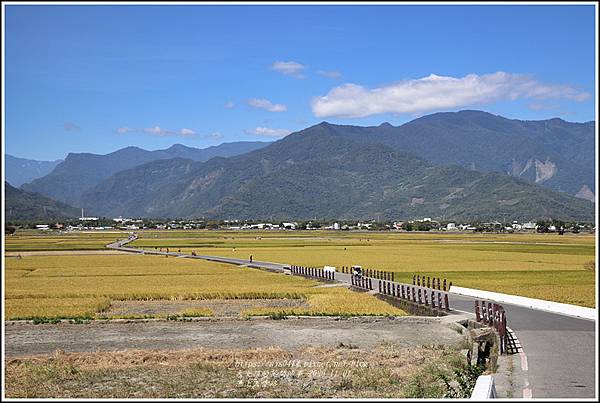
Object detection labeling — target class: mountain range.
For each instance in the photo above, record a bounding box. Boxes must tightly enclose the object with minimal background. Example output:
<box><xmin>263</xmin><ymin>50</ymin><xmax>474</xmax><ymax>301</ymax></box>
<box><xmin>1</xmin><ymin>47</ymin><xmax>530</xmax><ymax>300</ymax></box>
<box><xmin>315</xmin><ymin>110</ymin><xmax>595</xmax><ymax>200</ymax></box>
<box><xmin>20</xmin><ymin>141</ymin><xmax>270</xmax><ymax>207</ymax></box>
<box><xmin>8</xmin><ymin>111</ymin><xmax>595</xmax><ymax>222</ymax></box>
<box><xmin>5</xmin><ymin>154</ymin><xmax>63</xmax><ymax>187</ymax></box>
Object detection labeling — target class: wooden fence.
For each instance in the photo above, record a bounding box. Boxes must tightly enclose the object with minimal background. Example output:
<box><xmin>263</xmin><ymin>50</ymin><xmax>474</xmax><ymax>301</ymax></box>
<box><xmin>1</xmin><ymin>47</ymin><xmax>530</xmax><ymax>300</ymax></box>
<box><xmin>475</xmin><ymin>300</ymin><xmax>508</xmax><ymax>355</ymax></box>
<box><xmin>290</xmin><ymin>265</ymin><xmax>335</xmax><ymax>280</ymax></box>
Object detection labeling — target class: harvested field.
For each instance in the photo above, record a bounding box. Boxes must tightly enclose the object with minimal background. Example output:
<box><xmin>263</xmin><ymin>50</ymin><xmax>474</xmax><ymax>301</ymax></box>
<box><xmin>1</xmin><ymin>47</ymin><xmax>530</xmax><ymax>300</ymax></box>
<box><xmin>104</xmin><ymin>298</ymin><xmax>309</xmax><ymax>317</ymax></box>
<box><xmin>4</xmin><ymin>317</ymin><xmax>463</xmax><ymax>357</ymax></box>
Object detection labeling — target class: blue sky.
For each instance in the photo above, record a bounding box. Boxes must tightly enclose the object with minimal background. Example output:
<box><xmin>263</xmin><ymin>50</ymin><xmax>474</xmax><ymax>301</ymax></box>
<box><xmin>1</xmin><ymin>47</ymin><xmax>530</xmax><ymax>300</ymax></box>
<box><xmin>4</xmin><ymin>4</ymin><xmax>596</xmax><ymax>160</ymax></box>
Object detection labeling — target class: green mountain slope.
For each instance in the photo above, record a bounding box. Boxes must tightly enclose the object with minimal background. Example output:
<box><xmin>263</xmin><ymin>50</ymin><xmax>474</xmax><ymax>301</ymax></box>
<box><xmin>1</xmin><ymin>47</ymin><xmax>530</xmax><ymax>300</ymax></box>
<box><xmin>5</xmin><ymin>182</ymin><xmax>80</xmax><ymax>221</ymax></box>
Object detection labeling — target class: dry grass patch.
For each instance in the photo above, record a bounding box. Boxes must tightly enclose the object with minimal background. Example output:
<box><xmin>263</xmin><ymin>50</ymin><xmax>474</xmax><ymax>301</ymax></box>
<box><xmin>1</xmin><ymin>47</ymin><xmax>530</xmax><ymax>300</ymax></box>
<box><xmin>5</xmin><ymin>344</ymin><xmax>469</xmax><ymax>398</ymax></box>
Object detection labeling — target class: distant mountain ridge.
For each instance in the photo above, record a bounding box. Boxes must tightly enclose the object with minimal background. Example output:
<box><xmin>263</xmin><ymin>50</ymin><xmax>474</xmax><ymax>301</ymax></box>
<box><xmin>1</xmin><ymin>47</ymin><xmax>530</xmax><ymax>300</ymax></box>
<box><xmin>18</xmin><ymin>111</ymin><xmax>595</xmax><ymax>221</ymax></box>
<box><xmin>333</xmin><ymin>110</ymin><xmax>594</xmax><ymax>200</ymax></box>
<box><xmin>5</xmin><ymin>155</ymin><xmax>63</xmax><ymax>187</ymax></box>
<box><xmin>5</xmin><ymin>182</ymin><xmax>80</xmax><ymax>221</ymax></box>
<box><xmin>21</xmin><ymin>141</ymin><xmax>271</xmax><ymax>207</ymax></box>
<box><xmin>79</xmin><ymin>122</ymin><xmax>594</xmax><ymax>221</ymax></box>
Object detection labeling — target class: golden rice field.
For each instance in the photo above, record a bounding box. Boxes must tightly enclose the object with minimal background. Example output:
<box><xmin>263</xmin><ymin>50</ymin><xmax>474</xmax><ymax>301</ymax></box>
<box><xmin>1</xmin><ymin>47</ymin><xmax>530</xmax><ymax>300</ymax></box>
<box><xmin>128</xmin><ymin>230</ymin><xmax>596</xmax><ymax>307</ymax></box>
<box><xmin>4</xmin><ymin>253</ymin><xmax>405</xmax><ymax>320</ymax></box>
<box><xmin>5</xmin><ymin>231</ymin><xmax>124</xmax><ymax>251</ymax></box>
<box><xmin>3</xmin><ymin>229</ymin><xmax>596</xmax><ymax>317</ymax></box>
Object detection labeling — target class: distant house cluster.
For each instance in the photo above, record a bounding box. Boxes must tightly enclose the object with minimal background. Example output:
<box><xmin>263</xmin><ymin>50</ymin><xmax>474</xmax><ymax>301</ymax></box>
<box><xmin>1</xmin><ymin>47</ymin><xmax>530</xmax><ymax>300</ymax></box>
<box><xmin>23</xmin><ymin>213</ymin><xmax>594</xmax><ymax>234</ymax></box>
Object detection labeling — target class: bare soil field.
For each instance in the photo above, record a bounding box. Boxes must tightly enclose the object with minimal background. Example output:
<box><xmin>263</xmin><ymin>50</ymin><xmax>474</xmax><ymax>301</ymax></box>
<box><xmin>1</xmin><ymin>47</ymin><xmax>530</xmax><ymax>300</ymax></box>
<box><xmin>5</xmin><ymin>317</ymin><xmax>464</xmax><ymax>357</ymax></box>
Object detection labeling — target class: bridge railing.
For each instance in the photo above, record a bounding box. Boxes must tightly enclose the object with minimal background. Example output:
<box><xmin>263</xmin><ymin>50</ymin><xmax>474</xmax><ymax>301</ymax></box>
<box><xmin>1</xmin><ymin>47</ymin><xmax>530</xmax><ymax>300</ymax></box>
<box><xmin>350</xmin><ymin>274</ymin><xmax>373</xmax><ymax>290</ymax></box>
<box><xmin>412</xmin><ymin>274</ymin><xmax>452</xmax><ymax>291</ymax></box>
<box><xmin>339</xmin><ymin>266</ymin><xmax>394</xmax><ymax>281</ymax></box>
<box><xmin>290</xmin><ymin>265</ymin><xmax>335</xmax><ymax>281</ymax></box>
<box><xmin>475</xmin><ymin>300</ymin><xmax>508</xmax><ymax>355</ymax></box>
<box><xmin>378</xmin><ymin>279</ymin><xmax>450</xmax><ymax>311</ymax></box>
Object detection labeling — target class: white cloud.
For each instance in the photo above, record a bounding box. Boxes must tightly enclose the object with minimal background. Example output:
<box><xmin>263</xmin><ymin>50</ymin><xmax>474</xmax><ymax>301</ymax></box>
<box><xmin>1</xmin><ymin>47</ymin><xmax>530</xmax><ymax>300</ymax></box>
<box><xmin>179</xmin><ymin>128</ymin><xmax>196</xmax><ymax>136</ymax></box>
<box><xmin>248</xmin><ymin>98</ymin><xmax>287</xmax><ymax>112</ymax></box>
<box><xmin>116</xmin><ymin>127</ymin><xmax>135</xmax><ymax>134</ymax></box>
<box><xmin>317</xmin><ymin>70</ymin><xmax>342</xmax><ymax>79</ymax></box>
<box><xmin>204</xmin><ymin>131</ymin><xmax>224</xmax><ymax>140</ymax></box>
<box><xmin>311</xmin><ymin>72</ymin><xmax>591</xmax><ymax>118</ymax></box>
<box><xmin>224</xmin><ymin>101</ymin><xmax>235</xmax><ymax>109</ymax></box>
<box><xmin>270</xmin><ymin>61</ymin><xmax>307</xmax><ymax>78</ymax></box>
<box><xmin>143</xmin><ymin>126</ymin><xmax>164</xmax><ymax>135</ymax></box>
<box><xmin>245</xmin><ymin>127</ymin><xmax>292</xmax><ymax>138</ymax></box>
<box><xmin>116</xmin><ymin>126</ymin><xmax>196</xmax><ymax>137</ymax></box>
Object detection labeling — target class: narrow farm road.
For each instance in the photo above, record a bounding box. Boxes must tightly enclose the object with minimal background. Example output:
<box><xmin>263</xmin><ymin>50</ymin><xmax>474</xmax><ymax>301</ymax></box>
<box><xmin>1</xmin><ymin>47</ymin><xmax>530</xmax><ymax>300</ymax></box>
<box><xmin>108</xmin><ymin>236</ymin><xmax>597</xmax><ymax>399</ymax></box>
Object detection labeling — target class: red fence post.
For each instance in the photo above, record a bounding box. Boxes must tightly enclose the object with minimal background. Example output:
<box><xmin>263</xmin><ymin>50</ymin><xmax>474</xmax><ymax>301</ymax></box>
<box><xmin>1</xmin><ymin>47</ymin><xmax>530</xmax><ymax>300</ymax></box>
<box><xmin>475</xmin><ymin>300</ymin><xmax>480</xmax><ymax>321</ymax></box>
<box><xmin>444</xmin><ymin>293</ymin><xmax>450</xmax><ymax>311</ymax></box>
<box><xmin>412</xmin><ymin>274</ymin><xmax>416</xmax><ymax>285</ymax></box>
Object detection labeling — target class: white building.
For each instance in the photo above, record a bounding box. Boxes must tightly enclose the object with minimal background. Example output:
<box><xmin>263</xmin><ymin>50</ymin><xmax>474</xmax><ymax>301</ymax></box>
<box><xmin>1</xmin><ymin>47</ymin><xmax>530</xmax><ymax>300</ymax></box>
<box><xmin>79</xmin><ymin>208</ymin><xmax>98</xmax><ymax>221</ymax></box>
<box><xmin>333</xmin><ymin>222</ymin><xmax>340</xmax><ymax>230</ymax></box>
<box><xmin>446</xmin><ymin>222</ymin><xmax>457</xmax><ymax>231</ymax></box>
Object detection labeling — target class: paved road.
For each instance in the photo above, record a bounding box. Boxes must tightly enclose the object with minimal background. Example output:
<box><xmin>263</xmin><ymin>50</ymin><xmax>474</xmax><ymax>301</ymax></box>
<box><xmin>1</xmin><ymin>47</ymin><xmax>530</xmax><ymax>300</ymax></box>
<box><xmin>108</xmin><ymin>236</ymin><xmax>597</xmax><ymax>399</ymax></box>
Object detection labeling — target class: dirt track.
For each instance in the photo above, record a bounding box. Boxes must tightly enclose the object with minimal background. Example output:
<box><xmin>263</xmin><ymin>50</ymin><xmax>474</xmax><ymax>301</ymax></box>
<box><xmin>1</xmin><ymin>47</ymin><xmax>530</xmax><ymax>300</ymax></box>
<box><xmin>5</xmin><ymin>317</ymin><xmax>465</xmax><ymax>357</ymax></box>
